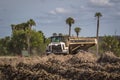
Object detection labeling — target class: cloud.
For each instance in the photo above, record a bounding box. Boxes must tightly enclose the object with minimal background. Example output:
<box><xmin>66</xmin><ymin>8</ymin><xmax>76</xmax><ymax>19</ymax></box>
<box><xmin>90</xmin><ymin>0</ymin><xmax>113</xmax><ymax>6</ymax></box>
<box><xmin>50</xmin><ymin>7</ymin><xmax>69</xmax><ymax>14</ymax></box>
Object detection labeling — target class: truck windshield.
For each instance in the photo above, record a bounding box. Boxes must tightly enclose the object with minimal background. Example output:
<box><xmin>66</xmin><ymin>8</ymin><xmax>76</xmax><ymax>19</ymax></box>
<box><xmin>51</xmin><ymin>36</ymin><xmax>62</xmax><ymax>42</ymax></box>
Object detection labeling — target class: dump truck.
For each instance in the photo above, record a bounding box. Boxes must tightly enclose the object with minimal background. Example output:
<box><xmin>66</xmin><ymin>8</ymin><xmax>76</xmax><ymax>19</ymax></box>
<box><xmin>46</xmin><ymin>36</ymin><xmax>97</xmax><ymax>54</ymax></box>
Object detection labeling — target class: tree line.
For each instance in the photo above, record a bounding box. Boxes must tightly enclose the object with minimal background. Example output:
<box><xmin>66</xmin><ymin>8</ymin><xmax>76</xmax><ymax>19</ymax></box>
<box><xmin>0</xmin><ymin>12</ymin><xmax>120</xmax><ymax>56</ymax></box>
<box><xmin>0</xmin><ymin>19</ymin><xmax>50</xmax><ymax>56</ymax></box>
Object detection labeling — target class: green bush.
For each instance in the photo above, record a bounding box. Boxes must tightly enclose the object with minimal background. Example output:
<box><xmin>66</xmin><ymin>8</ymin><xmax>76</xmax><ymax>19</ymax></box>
<box><xmin>101</xmin><ymin>36</ymin><xmax>120</xmax><ymax>56</ymax></box>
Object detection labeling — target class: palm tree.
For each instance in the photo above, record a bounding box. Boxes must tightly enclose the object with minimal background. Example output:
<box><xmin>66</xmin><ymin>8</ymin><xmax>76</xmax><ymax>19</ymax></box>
<box><xmin>74</xmin><ymin>27</ymin><xmax>81</xmax><ymax>37</ymax></box>
<box><xmin>26</xmin><ymin>19</ymin><xmax>36</xmax><ymax>54</ymax></box>
<box><xmin>53</xmin><ymin>33</ymin><xmax>57</xmax><ymax>36</ymax></box>
<box><xmin>11</xmin><ymin>24</ymin><xmax>16</xmax><ymax>32</ymax></box>
<box><xmin>95</xmin><ymin>12</ymin><xmax>102</xmax><ymax>55</ymax></box>
<box><xmin>10</xmin><ymin>19</ymin><xmax>36</xmax><ymax>55</ymax></box>
<box><xmin>58</xmin><ymin>33</ymin><xmax>63</xmax><ymax>36</ymax></box>
<box><xmin>27</xmin><ymin>19</ymin><xmax>36</xmax><ymax>29</ymax></box>
<box><xmin>66</xmin><ymin>17</ymin><xmax>75</xmax><ymax>37</ymax></box>
<box><xmin>21</xmin><ymin>23</ymin><xmax>29</xmax><ymax>31</ymax></box>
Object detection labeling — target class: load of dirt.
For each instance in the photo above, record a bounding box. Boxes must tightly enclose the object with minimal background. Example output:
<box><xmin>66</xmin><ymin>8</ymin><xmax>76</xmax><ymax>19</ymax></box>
<box><xmin>98</xmin><ymin>52</ymin><xmax>120</xmax><ymax>63</ymax></box>
<box><xmin>0</xmin><ymin>52</ymin><xmax>120</xmax><ymax>80</ymax></box>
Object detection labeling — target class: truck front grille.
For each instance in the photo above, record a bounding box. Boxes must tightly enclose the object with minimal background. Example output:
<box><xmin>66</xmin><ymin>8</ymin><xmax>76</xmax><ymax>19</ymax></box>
<box><xmin>52</xmin><ymin>45</ymin><xmax>62</xmax><ymax>53</ymax></box>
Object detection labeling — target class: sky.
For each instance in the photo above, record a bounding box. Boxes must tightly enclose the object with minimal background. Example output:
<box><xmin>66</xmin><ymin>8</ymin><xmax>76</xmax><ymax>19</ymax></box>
<box><xmin>0</xmin><ymin>0</ymin><xmax>120</xmax><ymax>38</ymax></box>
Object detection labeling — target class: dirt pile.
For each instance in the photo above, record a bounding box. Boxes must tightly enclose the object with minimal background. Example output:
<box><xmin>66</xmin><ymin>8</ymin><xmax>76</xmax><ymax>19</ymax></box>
<box><xmin>0</xmin><ymin>52</ymin><xmax>120</xmax><ymax>80</ymax></box>
<box><xmin>98</xmin><ymin>52</ymin><xmax>120</xmax><ymax>63</ymax></box>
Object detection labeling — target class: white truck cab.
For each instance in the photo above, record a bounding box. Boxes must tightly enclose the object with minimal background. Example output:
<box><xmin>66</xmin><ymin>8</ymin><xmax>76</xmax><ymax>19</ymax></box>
<box><xmin>46</xmin><ymin>36</ymin><xmax>68</xmax><ymax>54</ymax></box>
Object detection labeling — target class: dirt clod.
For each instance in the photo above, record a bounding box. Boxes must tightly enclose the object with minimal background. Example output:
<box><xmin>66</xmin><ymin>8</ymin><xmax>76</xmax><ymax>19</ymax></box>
<box><xmin>0</xmin><ymin>52</ymin><xmax>120</xmax><ymax>80</ymax></box>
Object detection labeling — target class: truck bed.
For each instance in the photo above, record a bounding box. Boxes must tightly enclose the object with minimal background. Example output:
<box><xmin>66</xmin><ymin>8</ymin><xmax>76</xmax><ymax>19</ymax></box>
<box><xmin>69</xmin><ymin>37</ymin><xmax>97</xmax><ymax>54</ymax></box>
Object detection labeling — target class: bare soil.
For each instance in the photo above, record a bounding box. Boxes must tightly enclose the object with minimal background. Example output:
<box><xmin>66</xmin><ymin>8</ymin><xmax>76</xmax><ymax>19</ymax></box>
<box><xmin>0</xmin><ymin>52</ymin><xmax>120</xmax><ymax>80</ymax></box>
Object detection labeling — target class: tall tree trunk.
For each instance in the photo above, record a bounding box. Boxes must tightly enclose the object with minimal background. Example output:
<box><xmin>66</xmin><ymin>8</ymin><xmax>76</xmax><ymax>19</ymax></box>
<box><xmin>96</xmin><ymin>17</ymin><xmax>99</xmax><ymax>56</ymax></box>
<box><xmin>27</xmin><ymin>35</ymin><xmax>30</xmax><ymax>55</ymax></box>
<box><xmin>77</xmin><ymin>32</ymin><xmax>78</xmax><ymax>38</ymax></box>
<box><xmin>69</xmin><ymin>25</ymin><xmax>71</xmax><ymax>37</ymax></box>
<box><xmin>27</xmin><ymin>25</ymin><xmax>31</xmax><ymax>55</ymax></box>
